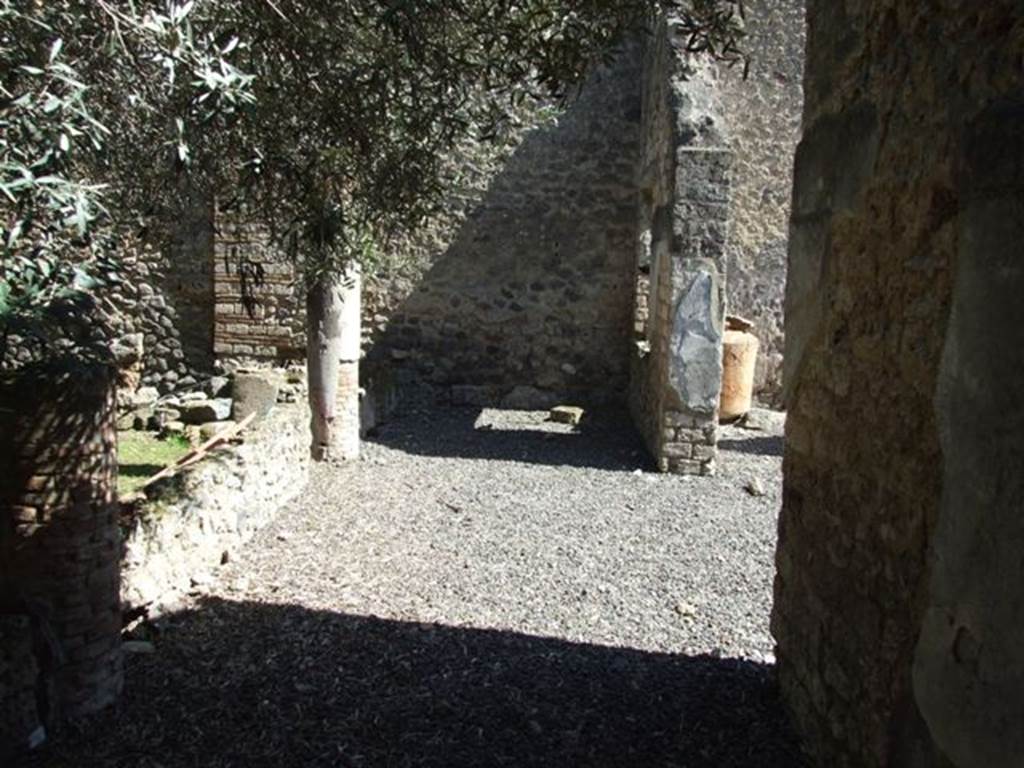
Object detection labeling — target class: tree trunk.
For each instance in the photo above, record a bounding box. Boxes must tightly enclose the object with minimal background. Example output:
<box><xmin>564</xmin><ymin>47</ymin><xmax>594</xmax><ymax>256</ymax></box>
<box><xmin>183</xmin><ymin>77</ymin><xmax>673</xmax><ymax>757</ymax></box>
<box><xmin>306</xmin><ymin>264</ymin><xmax>361</xmax><ymax>461</ymax></box>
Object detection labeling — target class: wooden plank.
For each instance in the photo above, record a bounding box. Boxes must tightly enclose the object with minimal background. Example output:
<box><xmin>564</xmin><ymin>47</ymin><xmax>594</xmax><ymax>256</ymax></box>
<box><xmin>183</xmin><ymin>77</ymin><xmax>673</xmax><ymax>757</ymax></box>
<box><xmin>141</xmin><ymin>412</ymin><xmax>257</xmax><ymax>490</ymax></box>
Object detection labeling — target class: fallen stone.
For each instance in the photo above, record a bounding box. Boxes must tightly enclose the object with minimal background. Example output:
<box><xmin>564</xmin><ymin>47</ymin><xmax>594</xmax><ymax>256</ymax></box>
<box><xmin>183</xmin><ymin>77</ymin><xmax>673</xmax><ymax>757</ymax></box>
<box><xmin>745</xmin><ymin>477</ymin><xmax>767</xmax><ymax>497</ymax></box>
<box><xmin>162</xmin><ymin>420</ymin><xmax>186</xmax><ymax>436</ymax></box>
<box><xmin>232</xmin><ymin>372</ymin><xmax>279</xmax><ymax>421</ymax></box>
<box><xmin>147</xmin><ymin>407</ymin><xmax>181</xmax><ymax>431</ymax></box>
<box><xmin>179</xmin><ymin>391</ymin><xmax>208</xmax><ymax>403</ymax></box>
<box><xmin>206</xmin><ymin>375</ymin><xmax>231</xmax><ymax>398</ymax></box>
<box><xmin>179</xmin><ymin>398</ymin><xmax>232</xmax><ymax>425</ymax></box>
<box><xmin>674</xmin><ymin>601</ymin><xmax>698</xmax><ymax>618</ymax></box>
<box><xmin>739</xmin><ymin>407</ymin><xmax>787</xmax><ymax>434</ymax></box>
<box><xmin>502</xmin><ymin>385</ymin><xmax>557</xmax><ymax>410</ymax></box>
<box><xmin>550</xmin><ymin>405</ymin><xmax>585</xmax><ymax>425</ymax></box>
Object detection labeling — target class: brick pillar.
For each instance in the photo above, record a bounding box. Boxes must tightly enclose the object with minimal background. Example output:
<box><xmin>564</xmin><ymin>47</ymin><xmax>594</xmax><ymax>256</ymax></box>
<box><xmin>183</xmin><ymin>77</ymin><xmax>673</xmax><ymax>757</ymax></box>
<box><xmin>0</xmin><ymin>360</ymin><xmax>123</xmax><ymax>746</ymax></box>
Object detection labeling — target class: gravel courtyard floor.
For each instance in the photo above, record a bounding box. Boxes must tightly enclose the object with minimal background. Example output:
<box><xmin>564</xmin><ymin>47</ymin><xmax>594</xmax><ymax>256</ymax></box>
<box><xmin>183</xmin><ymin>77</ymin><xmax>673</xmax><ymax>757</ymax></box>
<box><xmin>28</xmin><ymin>405</ymin><xmax>804</xmax><ymax>768</ymax></box>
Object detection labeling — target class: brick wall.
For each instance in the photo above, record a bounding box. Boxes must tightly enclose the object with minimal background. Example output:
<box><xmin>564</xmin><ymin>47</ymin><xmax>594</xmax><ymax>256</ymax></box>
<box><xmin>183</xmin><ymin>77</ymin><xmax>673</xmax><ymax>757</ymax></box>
<box><xmin>213</xmin><ymin>215</ymin><xmax>305</xmax><ymax>363</ymax></box>
<box><xmin>0</xmin><ymin>361</ymin><xmax>123</xmax><ymax>754</ymax></box>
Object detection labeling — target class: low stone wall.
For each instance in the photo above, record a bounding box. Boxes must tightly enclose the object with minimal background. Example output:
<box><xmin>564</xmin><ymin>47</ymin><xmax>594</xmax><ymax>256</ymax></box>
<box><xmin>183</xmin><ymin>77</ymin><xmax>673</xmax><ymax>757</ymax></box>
<box><xmin>120</xmin><ymin>401</ymin><xmax>310</xmax><ymax>615</ymax></box>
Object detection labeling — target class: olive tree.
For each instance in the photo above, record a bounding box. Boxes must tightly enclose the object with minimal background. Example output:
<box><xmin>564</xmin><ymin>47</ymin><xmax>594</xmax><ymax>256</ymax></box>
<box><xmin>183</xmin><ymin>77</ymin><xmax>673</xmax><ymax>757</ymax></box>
<box><xmin>0</xmin><ymin>0</ymin><xmax>253</xmax><ymax>365</ymax></box>
<box><xmin>2</xmin><ymin>0</ymin><xmax>747</xmax><ymax>459</ymax></box>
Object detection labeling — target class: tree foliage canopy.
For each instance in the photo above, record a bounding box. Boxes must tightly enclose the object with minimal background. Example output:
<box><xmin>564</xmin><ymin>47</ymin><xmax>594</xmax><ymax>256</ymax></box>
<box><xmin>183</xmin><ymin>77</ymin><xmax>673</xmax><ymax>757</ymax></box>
<box><xmin>0</xmin><ymin>0</ymin><xmax>746</xmax><ymax>361</ymax></box>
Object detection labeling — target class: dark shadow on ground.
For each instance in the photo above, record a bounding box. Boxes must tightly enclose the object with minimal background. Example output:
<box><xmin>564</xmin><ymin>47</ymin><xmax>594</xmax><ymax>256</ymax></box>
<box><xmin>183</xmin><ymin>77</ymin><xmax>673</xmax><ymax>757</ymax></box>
<box><xmin>24</xmin><ymin>598</ymin><xmax>806</xmax><ymax>768</ymax></box>
<box><xmin>369</xmin><ymin>405</ymin><xmax>657</xmax><ymax>472</ymax></box>
<box><xmin>717</xmin><ymin>435</ymin><xmax>785</xmax><ymax>458</ymax></box>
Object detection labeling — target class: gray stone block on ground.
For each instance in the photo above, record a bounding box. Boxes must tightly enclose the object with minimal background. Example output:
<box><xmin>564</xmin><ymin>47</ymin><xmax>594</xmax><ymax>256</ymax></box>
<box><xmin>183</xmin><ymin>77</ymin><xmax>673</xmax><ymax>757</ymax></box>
<box><xmin>738</xmin><ymin>408</ymin><xmax>787</xmax><ymax>435</ymax></box>
<box><xmin>550</xmin><ymin>405</ymin><xmax>585</xmax><ymax>425</ymax></box>
<box><xmin>179</xmin><ymin>398</ymin><xmax>232</xmax><ymax>425</ymax></box>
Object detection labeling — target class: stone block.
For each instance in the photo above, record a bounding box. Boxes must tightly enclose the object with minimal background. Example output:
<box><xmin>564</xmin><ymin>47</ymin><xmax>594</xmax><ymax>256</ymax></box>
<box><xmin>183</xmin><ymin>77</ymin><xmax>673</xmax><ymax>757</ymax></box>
<box><xmin>231</xmin><ymin>372</ymin><xmax>280</xmax><ymax>421</ymax></box>
<box><xmin>179</xmin><ymin>398</ymin><xmax>232</xmax><ymax>425</ymax></box>
<box><xmin>550</xmin><ymin>406</ymin><xmax>585</xmax><ymax>425</ymax></box>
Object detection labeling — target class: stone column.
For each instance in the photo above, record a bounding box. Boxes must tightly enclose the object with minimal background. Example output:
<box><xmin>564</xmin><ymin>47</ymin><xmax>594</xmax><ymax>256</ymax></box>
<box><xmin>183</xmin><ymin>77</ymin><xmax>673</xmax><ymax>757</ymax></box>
<box><xmin>0</xmin><ymin>360</ymin><xmax>123</xmax><ymax>748</ymax></box>
<box><xmin>335</xmin><ymin>264</ymin><xmax>362</xmax><ymax>460</ymax></box>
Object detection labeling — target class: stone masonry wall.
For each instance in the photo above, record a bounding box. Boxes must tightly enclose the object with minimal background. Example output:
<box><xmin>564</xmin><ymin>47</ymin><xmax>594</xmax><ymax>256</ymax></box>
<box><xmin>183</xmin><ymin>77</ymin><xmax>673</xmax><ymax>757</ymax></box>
<box><xmin>190</xmin><ymin>10</ymin><xmax>806</xmax><ymax>408</ymax></box>
<box><xmin>628</xmin><ymin>17</ymin><xmax>731</xmax><ymax>476</ymax></box>
<box><xmin>772</xmin><ymin>2</ymin><xmax>1023</xmax><ymax>767</ymax></box>
<box><xmin>716</xmin><ymin>0</ymin><xmax>805</xmax><ymax>402</ymax></box>
<box><xmin>121</xmin><ymin>401</ymin><xmax>310</xmax><ymax>615</ymax></box>
<box><xmin>105</xmin><ymin>196</ymin><xmax>217</xmax><ymax>395</ymax></box>
<box><xmin>364</xmin><ymin>46</ymin><xmax>644</xmax><ymax>405</ymax></box>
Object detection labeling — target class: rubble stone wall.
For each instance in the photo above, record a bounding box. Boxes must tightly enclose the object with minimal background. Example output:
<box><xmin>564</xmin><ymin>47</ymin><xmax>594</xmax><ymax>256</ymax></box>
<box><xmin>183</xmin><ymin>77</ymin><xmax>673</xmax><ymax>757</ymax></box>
<box><xmin>716</xmin><ymin>0</ymin><xmax>806</xmax><ymax>402</ymax></box>
<box><xmin>121</xmin><ymin>401</ymin><xmax>310</xmax><ymax>615</ymax></box>
<box><xmin>143</xmin><ymin>8</ymin><xmax>806</xmax><ymax>408</ymax></box>
<box><xmin>628</xmin><ymin>18</ymin><xmax>732</xmax><ymax>476</ymax></box>
<box><xmin>362</xmin><ymin>45</ymin><xmax>644</xmax><ymax>405</ymax></box>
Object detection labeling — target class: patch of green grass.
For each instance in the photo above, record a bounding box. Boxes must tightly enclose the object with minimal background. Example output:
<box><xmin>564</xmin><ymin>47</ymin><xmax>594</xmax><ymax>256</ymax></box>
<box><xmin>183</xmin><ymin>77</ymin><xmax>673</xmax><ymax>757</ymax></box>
<box><xmin>118</xmin><ymin>431</ymin><xmax>191</xmax><ymax>497</ymax></box>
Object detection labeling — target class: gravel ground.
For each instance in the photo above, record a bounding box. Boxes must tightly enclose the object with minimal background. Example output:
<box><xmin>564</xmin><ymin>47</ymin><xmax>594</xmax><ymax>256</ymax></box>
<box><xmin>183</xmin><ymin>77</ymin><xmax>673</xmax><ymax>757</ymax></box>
<box><xmin>26</xmin><ymin>405</ymin><xmax>804</xmax><ymax>768</ymax></box>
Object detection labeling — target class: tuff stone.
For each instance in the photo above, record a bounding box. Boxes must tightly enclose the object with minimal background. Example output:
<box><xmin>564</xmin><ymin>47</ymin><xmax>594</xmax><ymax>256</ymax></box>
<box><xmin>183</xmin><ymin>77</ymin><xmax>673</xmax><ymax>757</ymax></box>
<box><xmin>178</xmin><ymin>398</ymin><xmax>232</xmax><ymax>425</ymax></box>
<box><xmin>231</xmin><ymin>372</ymin><xmax>280</xmax><ymax>422</ymax></box>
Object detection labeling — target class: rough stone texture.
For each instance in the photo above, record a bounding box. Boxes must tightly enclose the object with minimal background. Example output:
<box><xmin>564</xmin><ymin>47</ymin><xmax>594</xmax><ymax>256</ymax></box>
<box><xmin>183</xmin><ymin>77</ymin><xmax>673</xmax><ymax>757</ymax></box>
<box><xmin>911</xmin><ymin>75</ymin><xmax>1024</xmax><ymax>768</ymax></box>
<box><xmin>716</xmin><ymin>0</ymin><xmax>806</xmax><ymax>401</ymax></box>
<box><xmin>78</xmin><ymin>8</ymin><xmax>804</xmax><ymax>411</ymax></box>
<box><xmin>772</xmin><ymin>3</ymin><xmax>1024</xmax><ymax>767</ymax></box>
<box><xmin>629</xmin><ymin>18</ymin><xmax>731</xmax><ymax>476</ymax></box>
<box><xmin>364</xmin><ymin>46</ymin><xmax>643</xmax><ymax>406</ymax></box>
<box><xmin>230</xmin><ymin>371</ymin><xmax>281</xmax><ymax>421</ymax></box>
<box><xmin>177</xmin><ymin>398</ymin><xmax>232</xmax><ymax>425</ymax></box>
<box><xmin>121</xmin><ymin>402</ymin><xmax>310</xmax><ymax>615</ymax></box>
<box><xmin>0</xmin><ymin>362</ymin><xmax>123</xmax><ymax>751</ymax></box>
<box><xmin>99</xmin><ymin>194</ymin><xmax>217</xmax><ymax>394</ymax></box>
